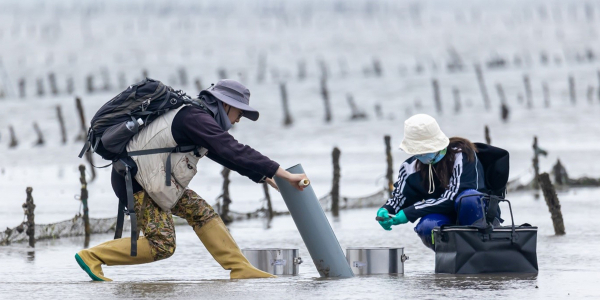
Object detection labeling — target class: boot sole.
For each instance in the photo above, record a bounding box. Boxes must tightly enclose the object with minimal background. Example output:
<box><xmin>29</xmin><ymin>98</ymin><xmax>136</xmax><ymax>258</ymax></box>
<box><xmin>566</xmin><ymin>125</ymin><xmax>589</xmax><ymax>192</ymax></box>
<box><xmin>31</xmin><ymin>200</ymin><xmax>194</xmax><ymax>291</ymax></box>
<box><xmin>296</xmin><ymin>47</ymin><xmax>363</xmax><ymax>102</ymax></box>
<box><xmin>75</xmin><ymin>253</ymin><xmax>106</xmax><ymax>281</ymax></box>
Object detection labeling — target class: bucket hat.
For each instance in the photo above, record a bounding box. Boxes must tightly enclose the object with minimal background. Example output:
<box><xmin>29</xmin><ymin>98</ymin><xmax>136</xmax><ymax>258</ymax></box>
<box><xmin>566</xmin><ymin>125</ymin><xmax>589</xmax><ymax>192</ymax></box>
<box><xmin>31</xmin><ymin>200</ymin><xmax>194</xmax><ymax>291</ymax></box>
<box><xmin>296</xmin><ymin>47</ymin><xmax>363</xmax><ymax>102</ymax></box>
<box><xmin>200</xmin><ymin>79</ymin><xmax>259</xmax><ymax>121</ymax></box>
<box><xmin>399</xmin><ymin>114</ymin><xmax>449</xmax><ymax>155</ymax></box>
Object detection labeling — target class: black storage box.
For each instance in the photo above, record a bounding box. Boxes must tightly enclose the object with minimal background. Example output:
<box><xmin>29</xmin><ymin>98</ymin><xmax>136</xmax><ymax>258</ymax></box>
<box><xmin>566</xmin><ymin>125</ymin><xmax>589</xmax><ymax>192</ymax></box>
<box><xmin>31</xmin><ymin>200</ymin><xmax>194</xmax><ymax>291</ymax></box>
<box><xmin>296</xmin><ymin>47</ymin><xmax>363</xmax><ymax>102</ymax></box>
<box><xmin>433</xmin><ymin>196</ymin><xmax>538</xmax><ymax>274</ymax></box>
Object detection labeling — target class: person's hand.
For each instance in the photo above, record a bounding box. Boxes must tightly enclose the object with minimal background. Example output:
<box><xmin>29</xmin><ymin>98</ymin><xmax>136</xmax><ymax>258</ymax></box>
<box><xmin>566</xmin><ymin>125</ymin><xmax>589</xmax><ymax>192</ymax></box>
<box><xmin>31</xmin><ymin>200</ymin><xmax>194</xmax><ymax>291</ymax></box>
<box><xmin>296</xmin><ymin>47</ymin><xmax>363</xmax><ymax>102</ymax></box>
<box><xmin>275</xmin><ymin>167</ymin><xmax>309</xmax><ymax>191</ymax></box>
<box><xmin>377</xmin><ymin>208</ymin><xmax>392</xmax><ymax>231</ymax></box>
<box><xmin>391</xmin><ymin>210</ymin><xmax>408</xmax><ymax>225</ymax></box>
<box><xmin>265</xmin><ymin>177</ymin><xmax>279</xmax><ymax>191</ymax></box>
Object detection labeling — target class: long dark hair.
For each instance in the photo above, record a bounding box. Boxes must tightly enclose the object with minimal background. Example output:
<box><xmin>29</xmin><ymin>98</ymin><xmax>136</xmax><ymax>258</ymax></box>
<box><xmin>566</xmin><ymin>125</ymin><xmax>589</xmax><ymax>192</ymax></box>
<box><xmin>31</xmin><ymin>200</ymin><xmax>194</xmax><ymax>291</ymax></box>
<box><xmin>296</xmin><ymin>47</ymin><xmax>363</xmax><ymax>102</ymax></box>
<box><xmin>417</xmin><ymin>137</ymin><xmax>478</xmax><ymax>191</ymax></box>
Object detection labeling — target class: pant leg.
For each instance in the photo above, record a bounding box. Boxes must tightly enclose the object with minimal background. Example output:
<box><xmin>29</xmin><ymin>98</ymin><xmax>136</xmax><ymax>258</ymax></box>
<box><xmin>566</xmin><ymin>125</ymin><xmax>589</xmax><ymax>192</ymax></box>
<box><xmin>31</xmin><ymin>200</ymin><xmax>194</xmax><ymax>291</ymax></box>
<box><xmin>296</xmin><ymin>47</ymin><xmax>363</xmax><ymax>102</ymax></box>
<box><xmin>414</xmin><ymin>214</ymin><xmax>453</xmax><ymax>251</ymax></box>
<box><xmin>170</xmin><ymin>189</ymin><xmax>219</xmax><ymax>231</ymax></box>
<box><xmin>133</xmin><ymin>191</ymin><xmax>177</xmax><ymax>261</ymax></box>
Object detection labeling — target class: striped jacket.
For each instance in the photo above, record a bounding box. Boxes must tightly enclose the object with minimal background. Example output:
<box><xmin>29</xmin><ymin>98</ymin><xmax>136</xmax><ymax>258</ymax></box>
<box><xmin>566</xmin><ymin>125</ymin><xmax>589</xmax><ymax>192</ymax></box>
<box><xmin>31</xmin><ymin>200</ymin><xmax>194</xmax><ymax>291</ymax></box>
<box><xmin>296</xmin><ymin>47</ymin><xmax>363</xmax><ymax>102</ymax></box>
<box><xmin>381</xmin><ymin>151</ymin><xmax>486</xmax><ymax>222</ymax></box>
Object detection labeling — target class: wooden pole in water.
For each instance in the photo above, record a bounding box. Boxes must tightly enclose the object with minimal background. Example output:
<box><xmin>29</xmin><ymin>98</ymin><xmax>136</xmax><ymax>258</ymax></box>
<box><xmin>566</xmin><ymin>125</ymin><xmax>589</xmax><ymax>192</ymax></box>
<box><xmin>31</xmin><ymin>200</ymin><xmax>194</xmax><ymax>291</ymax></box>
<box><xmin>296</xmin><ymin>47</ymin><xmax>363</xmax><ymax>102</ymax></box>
<box><xmin>320</xmin><ymin>78</ymin><xmax>332</xmax><ymax>123</ymax></box>
<box><xmin>331</xmin><ymin>147</ymin><xmax>341</xmax><ymax>217</ymax></box>
<box><xmin>347</xmin><ymin>94</ymin><xmax>366</xmax><ymax>120</ymax></box>
<box><xmin>569</xmin><ymin>75</ymin><xmax>576</xmax><ymax>104</ymax></box>
<box><xmin>79</xmin><ymin>165</ymin><xmax>90</xmax><ymax>241</ymax></box>
<box><xmin>75</xmin><ymin>96</ymin><xmax>87</xmax><ymax>141</ymax></box>
<box><xmin>538</xmin><ymin>173</ymin><xmax>566</xmax><ymax>235</ymax></box>
<box><xmin>452</xmin><ymin>87</ymin><xmax>461</xmax><ymax>113</ymax></box>
<box><xmin>280</xmin><ymin>82</ymin><xmax>293</xmax><ymax>126</ymax></box>
<box><xmin>8</xmin><ymin>125</ymin><xmax>18</xmax><ymax>148</ymax></box>
<box><xmin>474</xmin><ymin>64</ymin><xmax>491</xmax><ymax>110</ymax></box>
<box><xmin>384</xmin><ymin>135</ymin><xmax>394</xmax><ymax>198</ymax></box>
<box><xmin>48</xmin><ymin>73</ymin><xmax>58</xmax><ymax>95</ymax></box>
<box><xmin>432</xmin><ymin>79</ymin><xmax>442</xmax><ymax>113</ymax></box>
<box><xmin>86</xmin><ymin>75</ymin><xmax>94</xmax><ymax>94</ymax></box>
<box><xmin>532</xmin><ymin>136</ymin><xmax>547</xmax><ymax>190</ymax></box>
<box><xmin>194</xmin><ymin>78</ymin><xmax>203</xmax><ymax>93</ymax></box>
<box><xmin>496</xmin><ymin>83</ymin><xmax>510</xmax><ymax>122</ymax></box>
<box><xmin>36</xmin><ymin>78</ymin><xmax>44</xmax><ymax>96</ymax></box>
<box><xmin>32</xmin><ymin>122</ymin><xmax>44</xmax><ymax>146</ymax></box>
<box><xmin>66</xmin><ymin>77</ymin><xmax>74</xmax><ymax>95</ymax></box>
<box><xmin>18</xmin><ymin>78</ymin><xmax>25</xmax><ymax>98</ymax></box>
<box><xmin>523</xmin><ymin>75</ymin><xmax>533</xmax><ymax>109</ymax></box>
<box><xmin>56</xmin><ymin>105</ymin><xmax>67</xmax><ymax>144</ymax></box>
<box><xmin>23</xmin><ymin>187</ymin><xmax>35</xmax><ymax>248</ymax></box>
<box><xmin>542</xmin><ymin>82</ymin><xmax>550</xmax><ymax>107</ymax></box>
<box><xmin>220</xmin><ymin>167</ymin><xmax>232</xmax><ymax>223</ymax></box>
<box><xmin>485</xmin><ymin>125</ymin><xmax>491</xmax><ymax>145</ymax></box>
<box><xmin>552</xmin><ymin>159</ymin><xmax>569</xmax><ymax>185</ymax></box>
<box><xmin>262</xmin><ymin>182</ymin><xmax>273</xmax><ymax>220</ymax></box>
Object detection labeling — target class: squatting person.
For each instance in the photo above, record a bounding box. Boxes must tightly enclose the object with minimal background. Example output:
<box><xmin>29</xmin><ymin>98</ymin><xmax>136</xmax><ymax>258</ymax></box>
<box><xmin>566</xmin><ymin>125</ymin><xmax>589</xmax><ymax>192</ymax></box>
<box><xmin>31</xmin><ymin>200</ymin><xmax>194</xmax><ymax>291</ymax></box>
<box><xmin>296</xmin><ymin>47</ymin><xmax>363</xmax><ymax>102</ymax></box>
<box><xmin>75</xmin><ymin>79</ymin><xmax>308</xmax><ymax>281</ymax></box>
<box><xmin>376</xmin><ymin>114</ymin><xmax>502</xmax><ymax>250</ymax></box>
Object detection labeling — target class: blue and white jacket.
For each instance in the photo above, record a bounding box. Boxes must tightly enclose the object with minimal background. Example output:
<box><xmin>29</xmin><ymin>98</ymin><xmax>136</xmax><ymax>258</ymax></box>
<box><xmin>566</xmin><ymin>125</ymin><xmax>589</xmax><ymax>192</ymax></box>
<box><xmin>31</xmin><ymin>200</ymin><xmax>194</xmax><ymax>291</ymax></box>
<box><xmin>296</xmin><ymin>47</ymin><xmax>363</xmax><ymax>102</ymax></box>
<box><xmin>381</xmin><ymin>151</ymin><xmax>486</xmax><ymax>222</ymax></box>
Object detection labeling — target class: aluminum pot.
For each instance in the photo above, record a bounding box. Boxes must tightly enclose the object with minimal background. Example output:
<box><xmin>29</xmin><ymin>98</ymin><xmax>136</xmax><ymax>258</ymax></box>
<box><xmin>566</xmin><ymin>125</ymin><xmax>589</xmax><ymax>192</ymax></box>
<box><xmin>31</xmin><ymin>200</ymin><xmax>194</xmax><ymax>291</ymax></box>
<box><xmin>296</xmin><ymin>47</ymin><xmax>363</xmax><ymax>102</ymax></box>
<box><xmin>242</xmin><ymin>248</ymin><xmax>303</xmax><ymax>275</ymax></box>
<box><xmin>346</xmin><ymin>247</ymin><xmax>408</xmax><ymax>275</ymax></box>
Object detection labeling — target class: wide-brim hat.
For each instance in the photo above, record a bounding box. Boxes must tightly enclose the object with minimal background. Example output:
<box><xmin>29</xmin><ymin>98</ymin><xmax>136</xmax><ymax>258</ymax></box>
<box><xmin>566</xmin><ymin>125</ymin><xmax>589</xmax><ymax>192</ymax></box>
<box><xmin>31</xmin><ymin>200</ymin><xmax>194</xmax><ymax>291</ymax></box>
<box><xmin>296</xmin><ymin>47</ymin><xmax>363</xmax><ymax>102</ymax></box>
<box><xmin>200</xmin><ymin>79</ymin><xmax>259</xmax><ymax>121</ymax></box>
<box><xmin>399</xmin><ymin>114</ymin><xmax>449</xmax><ymax>155</ymax></box>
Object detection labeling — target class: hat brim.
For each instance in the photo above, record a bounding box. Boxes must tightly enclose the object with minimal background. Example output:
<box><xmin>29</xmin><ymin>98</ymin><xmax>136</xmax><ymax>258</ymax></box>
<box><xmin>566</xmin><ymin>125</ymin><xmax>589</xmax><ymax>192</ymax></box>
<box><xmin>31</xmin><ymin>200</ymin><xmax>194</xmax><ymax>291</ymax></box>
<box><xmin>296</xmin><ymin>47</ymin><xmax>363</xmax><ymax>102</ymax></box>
<box><xmin>399</xmin><ymin>136</ymin><xmax>449</xmax><ymax>155</ymax></box>
<box><xmin>201</xmin><ymin>90</ymin><xmax>259</xmax><ymax>121</ymax></box>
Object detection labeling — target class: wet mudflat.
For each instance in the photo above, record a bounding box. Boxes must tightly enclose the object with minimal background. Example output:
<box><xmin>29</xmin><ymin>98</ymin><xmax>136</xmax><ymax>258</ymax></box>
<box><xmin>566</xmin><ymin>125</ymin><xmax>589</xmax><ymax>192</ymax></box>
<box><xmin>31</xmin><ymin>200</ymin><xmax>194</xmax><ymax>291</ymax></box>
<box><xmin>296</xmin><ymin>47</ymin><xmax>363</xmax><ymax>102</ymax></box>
<box><xmin>1</xmin><ymin>188</ymin><xmax>599</xmax><ymax>300</ymax></box>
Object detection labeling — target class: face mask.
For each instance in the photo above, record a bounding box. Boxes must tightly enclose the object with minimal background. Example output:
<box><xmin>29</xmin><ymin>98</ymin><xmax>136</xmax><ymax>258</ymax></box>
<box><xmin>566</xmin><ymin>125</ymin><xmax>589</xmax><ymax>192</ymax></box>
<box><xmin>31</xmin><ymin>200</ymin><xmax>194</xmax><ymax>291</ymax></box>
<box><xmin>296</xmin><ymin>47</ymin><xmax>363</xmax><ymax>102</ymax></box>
<box><xmin>415</xmin><ymin>148</ymin><xmax>447</xmax><ymax>165</ymax></box>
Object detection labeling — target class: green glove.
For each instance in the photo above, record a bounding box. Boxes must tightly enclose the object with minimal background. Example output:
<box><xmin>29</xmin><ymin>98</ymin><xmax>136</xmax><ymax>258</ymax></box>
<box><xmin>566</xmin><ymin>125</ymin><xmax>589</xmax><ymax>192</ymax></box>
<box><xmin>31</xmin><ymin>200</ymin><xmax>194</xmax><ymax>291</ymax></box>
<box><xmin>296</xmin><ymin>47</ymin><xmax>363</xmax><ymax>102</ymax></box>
<box><xmin>391</xmin><ymin>210</ymin><xmax>408</xmax><ymax>225</ymax></box>
<box><xmin>377</xmin><ymin>208</ymin><xmax>393</xmax><ymax>231</ymax></box>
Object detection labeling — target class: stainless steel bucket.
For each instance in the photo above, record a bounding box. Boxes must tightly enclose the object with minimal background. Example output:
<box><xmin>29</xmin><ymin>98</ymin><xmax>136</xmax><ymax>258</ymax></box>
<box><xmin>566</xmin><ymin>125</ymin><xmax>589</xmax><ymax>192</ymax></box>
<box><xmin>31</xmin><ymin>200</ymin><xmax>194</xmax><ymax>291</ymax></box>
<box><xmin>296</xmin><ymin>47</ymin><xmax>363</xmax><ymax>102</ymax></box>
<box><xmin>242</xmin><ymin>248</ymin><xmax>303</xmax><ymax>275</ymax></box>
<box><xmin>346</xmin><ymin>247</ymin><xmax>408</xmax><ymax>275</ymax></box>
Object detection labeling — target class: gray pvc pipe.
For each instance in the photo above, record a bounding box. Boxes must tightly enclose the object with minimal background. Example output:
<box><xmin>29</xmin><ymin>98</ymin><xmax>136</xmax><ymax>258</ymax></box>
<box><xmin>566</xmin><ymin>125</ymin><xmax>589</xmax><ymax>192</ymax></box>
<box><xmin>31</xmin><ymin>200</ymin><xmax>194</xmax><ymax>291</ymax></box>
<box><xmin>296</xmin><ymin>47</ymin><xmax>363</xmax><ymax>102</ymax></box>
<box><xmin>274</xmin><ymin>164</ymin><xmax>354</xmax><ymax>278</ymax></box>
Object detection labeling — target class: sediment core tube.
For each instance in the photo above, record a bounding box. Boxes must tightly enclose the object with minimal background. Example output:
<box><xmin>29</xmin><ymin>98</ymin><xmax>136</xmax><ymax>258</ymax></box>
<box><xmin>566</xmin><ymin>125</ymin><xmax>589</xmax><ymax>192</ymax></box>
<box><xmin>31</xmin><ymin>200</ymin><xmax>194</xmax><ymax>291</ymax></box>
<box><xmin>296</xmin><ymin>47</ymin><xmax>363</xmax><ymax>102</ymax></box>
<box><xmin>274</xmin><ymin>164</ymin><xmax>354</xmax><ymax>278</ymax></box>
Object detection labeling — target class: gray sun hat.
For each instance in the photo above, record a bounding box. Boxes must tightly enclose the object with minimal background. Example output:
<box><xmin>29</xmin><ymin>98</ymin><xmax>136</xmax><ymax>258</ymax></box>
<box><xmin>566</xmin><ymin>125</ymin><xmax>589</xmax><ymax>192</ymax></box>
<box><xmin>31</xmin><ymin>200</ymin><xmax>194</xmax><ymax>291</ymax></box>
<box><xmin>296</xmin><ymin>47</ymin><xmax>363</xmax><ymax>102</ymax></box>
<box><xmin>200</xmin><ymin>79</ymin><xmax>259</xmax><ymax>121</ymax></box>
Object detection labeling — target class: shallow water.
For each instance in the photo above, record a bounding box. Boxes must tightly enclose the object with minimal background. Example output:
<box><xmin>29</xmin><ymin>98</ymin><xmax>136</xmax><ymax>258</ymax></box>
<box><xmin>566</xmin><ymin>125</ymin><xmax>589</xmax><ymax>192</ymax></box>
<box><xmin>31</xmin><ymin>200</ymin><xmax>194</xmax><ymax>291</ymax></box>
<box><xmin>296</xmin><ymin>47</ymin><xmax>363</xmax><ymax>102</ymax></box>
<box><xmin>1</xmin><ymin>188</ymin><xmax>599</xmax><ymax>299</ymax></box>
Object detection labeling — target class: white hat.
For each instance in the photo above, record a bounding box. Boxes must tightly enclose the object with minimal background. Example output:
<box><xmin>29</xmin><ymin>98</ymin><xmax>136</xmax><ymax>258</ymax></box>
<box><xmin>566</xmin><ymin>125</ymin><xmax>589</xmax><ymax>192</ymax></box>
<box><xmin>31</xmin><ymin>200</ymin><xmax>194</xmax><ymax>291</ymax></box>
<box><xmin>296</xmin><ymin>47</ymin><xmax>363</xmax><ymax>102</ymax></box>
<box><xmin>399</xmin><ymin>114</ymin><xmax>449</xmax><ymax>155</ymax></box>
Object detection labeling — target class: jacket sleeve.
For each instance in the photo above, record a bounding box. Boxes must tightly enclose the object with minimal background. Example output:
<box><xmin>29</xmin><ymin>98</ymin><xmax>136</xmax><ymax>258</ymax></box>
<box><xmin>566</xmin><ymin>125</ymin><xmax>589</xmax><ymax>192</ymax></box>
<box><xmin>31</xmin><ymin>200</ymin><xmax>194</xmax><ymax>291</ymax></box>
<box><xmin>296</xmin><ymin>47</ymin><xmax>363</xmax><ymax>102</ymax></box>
<box><xmin>381</xmin><ymin>161</ymin><xmax>412</xmax><ymax>215</ymax></box>
<box><xmin>402</xmin><ymin>152</ymin><xmax>480</xmax><ymax>222</ymax></box>
<box><xmin>176</xmin><ymin>108</ymin><xmax>280</xmax><ymax>179</ymax></box>
<box><xmin>206</xmin><ymin>151</ymin><xmax>266</xmax><ymax>183</ymax></box>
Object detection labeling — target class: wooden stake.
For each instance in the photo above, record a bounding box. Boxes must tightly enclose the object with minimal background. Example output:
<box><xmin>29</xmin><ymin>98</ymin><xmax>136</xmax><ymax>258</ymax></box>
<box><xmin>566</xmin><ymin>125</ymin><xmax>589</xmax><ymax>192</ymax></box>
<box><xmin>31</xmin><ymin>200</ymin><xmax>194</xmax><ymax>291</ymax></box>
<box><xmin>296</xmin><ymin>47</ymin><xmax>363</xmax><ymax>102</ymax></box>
<box><xmin>18</xmin><ymin>78</ymin><xmax>25</xmax><ymax>98</ymax></box>
<box><xmin>220</xmin><ymin>167</ymin><xmax>232</xmax><ymax>224</ymax></box>
<box><xmin>384</xmin><ymin>135</ymin><xmax>394</xmax><ymax>198</ymax></box>
<box><xmin>569</xmin><ymin>75</ymin><xmax>576</xmax><ymax>104</ymax></box>
<box><xmin>56</xmin><ymin>105</ymin><xmax>67</xmax><ymax>144</ymax></box>
<box><xmin>552</xmin><ymin>159</ymin><xmax>569</xmax><ymax>185</ymax></box>
<box><xmin>485</xmin><ymin>125</ymin><xmax>491</xmax><ymax>145</ymax></box>
<box><xmin>280</xmin><ymin>82</ymin><xmax>293</xmax><ymax>126</ymax></box>
<box><xmin>542</xmin><ymin>82</ymin><xmax>550</xmax><ymax>107</ymax></box>
<box><xmin>178</xmin><ymin>67</ymin><xmax>188</xmax><ymax>86</ymax></box>
<box><xmin>331</xmin><ymin>147</ymin><xmax>341</xmax><ymax>217</ymax></box>
<box><xmin>75</xmin><ymin>97</ymin><xmax>87</xmax><ymax>141</ymax></box>
<box><xmin>8</xmin><ymin>125</ymin><xmax>18</xmax><ymax>148</ymax></box>
<box><xmin>23</xmin><ymin>187</ymin><xmax>35</xmax><ymax>248</ymax></box>
<box><xmin>320</xmin><ymin>78</ymin><xmax>332</xmax><ymax>122</ymax></box>
<box><xmin>474</xmin><ymin>64</ymin><xmax>491</xmax><ymax>110</ymax></box>
<box><xmin>373</xmin><ymin>58</ymin><xmax>382</xmax><ymax>77</ymax></box>
<box><xmin>48</xmin><ymin>73</ymin><xmax>58</xmax><ymax>95</ymax></box>
<box><xmin>538</xmin><ymin>173</ymin><xmax>566</xmax><ymax>235</ymax></box>
<box><xmin>432</xmin><ymin>79</ymin><xmax>442</xmax><ymax>113</ymax></box>
<box><xmin>78</xmin><ymin>165</ymin><xmax>90</xmax><ymax>241</ymax></box>
<box><xmin>262</xmin><ymin>182</ymin><xmax>273</xmax><ymax>220</ymax></box>
<box><xmin>195</xmin><ymin>78</ymin><xmax>203</xmax><ymax>93</ymax></box>
<box><xmin>452</xmin><ymin>87</ymin><xmax>461</xmax><ymax>113</ymax></box>
<box><xmin>523</xmin><ymin>75</ymin><xmax>533</xmax><ymax>108</ymax></box>
<box><xmin>36</xmin><ymin>78</ymin><xmax>44</xmax><ymax>96</ymax></box>
<box><xmin>347</xmin><ymin>94</ymin><xmax>366</xmax><ymax>120</ymax></box>
<box><xmin>496</xmin><ymin>83</ymin><xmax>510</xmax><ymax>122</ymax></box>
<box><xmin>32</xmin><ymin>122</ymin><xmax>44</xmax><ymax>146</ymax></box>
<box><xmin>587</xmin><ymin>86</ymin><xmax>594</xmax><ymax>103</ymax></box>
<box><xmin>86</xmin><ymin>75</ymin><xmax>94</xmax><ymax>93</ymax></box>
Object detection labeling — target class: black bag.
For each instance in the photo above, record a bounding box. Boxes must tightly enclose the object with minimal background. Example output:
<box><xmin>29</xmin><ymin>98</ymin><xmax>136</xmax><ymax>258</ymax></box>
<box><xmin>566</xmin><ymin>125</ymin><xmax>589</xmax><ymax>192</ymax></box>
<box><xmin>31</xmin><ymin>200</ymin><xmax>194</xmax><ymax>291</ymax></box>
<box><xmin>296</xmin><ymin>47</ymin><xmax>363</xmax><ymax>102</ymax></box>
<box><xmin>474</xmin><ymin>143</ymin><xmax>510</xmax><ymax>198</ymax></box>
<box><xmin>77</xmin><ymin>78</ymin><xmax>206</xmax><ymax>257</ymax></box>
<box><xmin>433</xmin><ymin>195</ymin><xmax>538</xmax><ymax>274</ymax></box>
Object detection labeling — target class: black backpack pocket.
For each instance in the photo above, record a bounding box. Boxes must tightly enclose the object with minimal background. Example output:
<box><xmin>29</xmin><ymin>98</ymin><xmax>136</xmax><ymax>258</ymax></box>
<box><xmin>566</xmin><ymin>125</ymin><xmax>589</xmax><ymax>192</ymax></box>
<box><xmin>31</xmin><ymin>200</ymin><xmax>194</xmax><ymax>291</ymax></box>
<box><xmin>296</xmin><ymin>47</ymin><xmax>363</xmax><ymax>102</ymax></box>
<box><xmin>101</xmin><ymin>121</ymin><xmax>139</xmax><ymax>154</ymax></box>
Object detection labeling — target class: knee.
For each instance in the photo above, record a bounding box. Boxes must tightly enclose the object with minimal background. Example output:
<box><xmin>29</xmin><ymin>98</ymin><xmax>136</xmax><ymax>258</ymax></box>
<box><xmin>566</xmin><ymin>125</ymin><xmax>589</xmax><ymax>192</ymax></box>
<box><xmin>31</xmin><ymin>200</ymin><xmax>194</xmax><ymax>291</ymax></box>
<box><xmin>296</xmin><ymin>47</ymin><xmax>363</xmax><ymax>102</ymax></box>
<box><xmin>454</xmin><ymin>190</ymin><xmax>484</xmax><ymax>225</ymax></box>
<box><xmin>414</xmin><ymin>214</ymin><xmax>452</xmax><ymax>251</ymax></box>
<box><xmin>150</xmin><ymin>238</ymin><xmax>176</xmax><ymax>261</ymax></box>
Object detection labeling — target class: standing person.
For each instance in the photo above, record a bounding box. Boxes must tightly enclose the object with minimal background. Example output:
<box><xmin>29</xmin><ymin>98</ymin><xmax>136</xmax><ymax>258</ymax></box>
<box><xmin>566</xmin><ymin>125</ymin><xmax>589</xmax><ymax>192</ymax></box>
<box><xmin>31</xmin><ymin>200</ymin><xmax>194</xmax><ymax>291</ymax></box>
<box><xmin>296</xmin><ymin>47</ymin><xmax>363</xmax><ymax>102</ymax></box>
<box><xmin>75</xmin><ymin>79</ymin><xmax>308</xmax><ymax>281</ymax></box>
<box><xmin>376</xmin><ymin>114</ymin><xmax>501</xmax><ymax>250</ymax></box>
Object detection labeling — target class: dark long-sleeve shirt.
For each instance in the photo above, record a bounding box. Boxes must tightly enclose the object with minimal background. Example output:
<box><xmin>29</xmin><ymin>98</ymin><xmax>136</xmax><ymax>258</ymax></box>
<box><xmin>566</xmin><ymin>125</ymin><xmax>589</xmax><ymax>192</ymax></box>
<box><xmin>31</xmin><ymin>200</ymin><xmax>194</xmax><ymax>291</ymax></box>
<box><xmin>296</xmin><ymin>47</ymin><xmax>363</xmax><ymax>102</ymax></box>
<box><xmin>112</xmin><ymin>105</ymin><xmax>279</xmax><ymax>202</ymax></box>
<box><xmin>381</xmin><ymin>152</ymin><xmax>486</xmax><ymax>222</ymax></box>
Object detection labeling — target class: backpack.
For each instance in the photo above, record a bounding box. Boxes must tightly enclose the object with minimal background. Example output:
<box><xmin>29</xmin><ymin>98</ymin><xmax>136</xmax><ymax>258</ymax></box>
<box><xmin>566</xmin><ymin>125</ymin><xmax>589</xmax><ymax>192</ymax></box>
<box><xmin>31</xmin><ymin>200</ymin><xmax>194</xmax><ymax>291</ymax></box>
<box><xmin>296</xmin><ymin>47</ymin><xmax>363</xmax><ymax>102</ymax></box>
<box><xmin>78</xmin><ymin>77</ymin><xmax>208</xmax><ymax>256</ymax></box>
<box><xmin>474</xmin><ymin>143</ymin><xmax>510</xmax><ymax>198</ymax></box>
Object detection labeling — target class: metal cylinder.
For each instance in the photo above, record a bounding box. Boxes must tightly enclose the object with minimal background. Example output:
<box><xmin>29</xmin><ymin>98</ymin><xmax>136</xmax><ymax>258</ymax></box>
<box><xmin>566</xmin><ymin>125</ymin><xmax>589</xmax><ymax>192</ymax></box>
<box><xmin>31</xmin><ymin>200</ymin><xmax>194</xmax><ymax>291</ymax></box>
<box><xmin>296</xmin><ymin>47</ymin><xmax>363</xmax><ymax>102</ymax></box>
<box><xmin>274</xmin><ymin>164</ymin><xmax>354</xmax><ymax>278</ymax></box>
<box><xmin>242</xmin><ymin>248</ymin><xmax>302</xmax><ymax>275</ymax></box>
<box><xmin>346</xmin><ymin>247</ymin><xmax>408</xmax><ymax>275</ymax></box>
